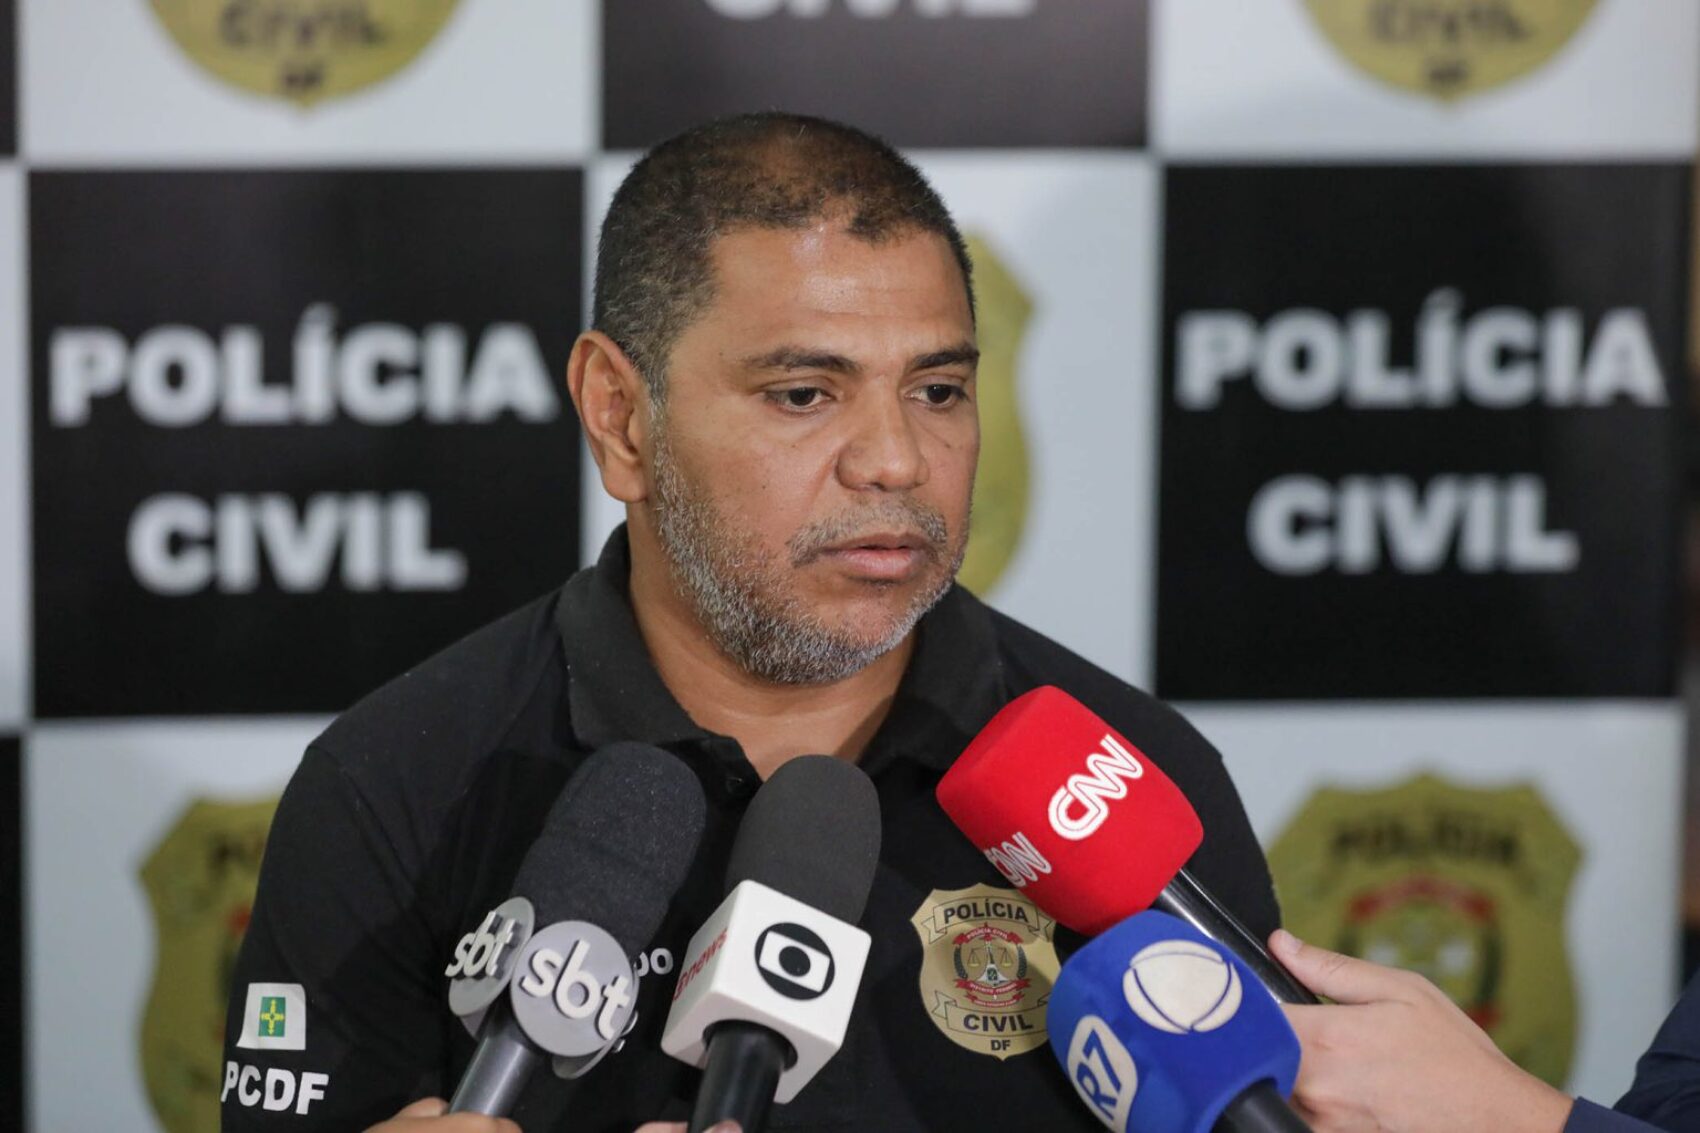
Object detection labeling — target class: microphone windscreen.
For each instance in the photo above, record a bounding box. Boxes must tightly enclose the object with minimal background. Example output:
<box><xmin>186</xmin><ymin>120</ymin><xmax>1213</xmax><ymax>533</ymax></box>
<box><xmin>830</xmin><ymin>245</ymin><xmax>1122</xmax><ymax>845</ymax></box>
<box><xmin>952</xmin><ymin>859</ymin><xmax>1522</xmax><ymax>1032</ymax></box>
<box><xmin>725</xmin><ymin>754</ymin><xmax>881</xmax><ymax>923</ymax></box>
<box><xmin>513</xmin><ymin>741</ymin><xmax>708</xmax><ymax>954</ymax></box>
<box><xmin>936</xmin><ymin>686</ymin><xmax>1203</xmax><ymax>934</ymax></box>
<box><xmin>1047</xmin><ymin>911</ymin><xmax>1300</xmax><ymax>1133</ymax></box>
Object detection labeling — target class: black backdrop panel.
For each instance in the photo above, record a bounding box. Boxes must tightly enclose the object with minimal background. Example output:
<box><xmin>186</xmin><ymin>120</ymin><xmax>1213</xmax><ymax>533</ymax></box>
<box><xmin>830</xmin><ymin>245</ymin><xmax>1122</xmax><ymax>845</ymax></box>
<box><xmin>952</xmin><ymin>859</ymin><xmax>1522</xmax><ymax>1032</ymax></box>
<box><xmin>602</xmin><ymin>0</ymin><xmax>1147</xmax><ymax>149</ymax></box>
<box><xmin>0</xmin><ymin>0</ymin><xmax>13</xmax><ymax>156</ymax></box>
<box><xmin>1</xmin><ymin>735</ymin><xmax>20</xmax><ymax>1133</ymax></box>
<box><xmin>30</xmin><ymin>169</ymin><xmax>583</xmax><ymax>716</ymax></box>
<box><xmin>1156</xmin><ymin>163</ymin><xmax>1688</xmax><ymax>700</ymax></box>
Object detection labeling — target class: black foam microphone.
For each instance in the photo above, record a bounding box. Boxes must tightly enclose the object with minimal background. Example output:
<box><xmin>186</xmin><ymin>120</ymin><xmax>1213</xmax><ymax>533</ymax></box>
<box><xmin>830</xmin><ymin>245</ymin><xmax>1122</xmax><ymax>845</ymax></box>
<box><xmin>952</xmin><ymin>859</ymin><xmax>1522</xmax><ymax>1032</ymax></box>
<box><xmin>662</xmin><ymin>755</ymin><xmax>882</xmax><ymax>1133</ymax></box>
<box><xmin>447</xmin><ymin>742</ymin><xmax>708</xmax><ymax>1116</ymax></box>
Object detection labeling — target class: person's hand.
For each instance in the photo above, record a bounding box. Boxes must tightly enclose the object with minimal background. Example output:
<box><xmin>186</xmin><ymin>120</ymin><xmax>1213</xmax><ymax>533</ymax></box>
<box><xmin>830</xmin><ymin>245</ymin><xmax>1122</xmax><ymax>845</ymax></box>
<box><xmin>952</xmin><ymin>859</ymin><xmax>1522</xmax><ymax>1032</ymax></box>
<box><xmin>1271</xmin><ymin>930</ymin><xmax>1573</xmax><ymax>1133</ymax></box>
<box><xmin>363</xmin><ymin>1097</ymin><xmax>521</xmax><ymax>1132</ymax></box>
<box><xmin>631</xmin><ymin>1123</ymin><xmax>739</xmax><ymax>1132</ymax></box>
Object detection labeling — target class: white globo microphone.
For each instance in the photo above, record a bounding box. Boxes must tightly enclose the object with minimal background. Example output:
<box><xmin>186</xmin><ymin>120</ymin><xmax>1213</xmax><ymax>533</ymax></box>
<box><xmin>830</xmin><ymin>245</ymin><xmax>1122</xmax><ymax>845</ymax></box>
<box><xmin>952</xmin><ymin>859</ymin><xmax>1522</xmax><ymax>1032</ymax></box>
<box><xmin>663</xmin><ymin>879</ymin><xmax>870</xmax><ymax>1102</ymax></box>
<box><xmin>661</xmin><ymin>755</ymin><xmax>882</xmax><ymax>1133</ymax></box>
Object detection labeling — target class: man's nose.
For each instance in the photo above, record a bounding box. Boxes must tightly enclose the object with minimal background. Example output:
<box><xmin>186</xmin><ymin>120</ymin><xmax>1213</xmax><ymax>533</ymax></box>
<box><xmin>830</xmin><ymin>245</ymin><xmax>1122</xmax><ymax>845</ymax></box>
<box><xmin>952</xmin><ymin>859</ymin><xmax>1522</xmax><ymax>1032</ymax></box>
<box><xmin>837</xmin><ymin>390</ymin><xmax>928</xmax><ymax>492</ymax></box>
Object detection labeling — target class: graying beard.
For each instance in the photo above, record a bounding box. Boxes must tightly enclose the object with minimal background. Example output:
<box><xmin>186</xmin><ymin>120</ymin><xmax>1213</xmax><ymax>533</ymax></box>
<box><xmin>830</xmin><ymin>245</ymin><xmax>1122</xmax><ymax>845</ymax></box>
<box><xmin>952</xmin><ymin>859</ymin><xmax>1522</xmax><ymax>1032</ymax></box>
<box><xmin>649</xmin><ymin>429</ymin><xmax>956</xmax><ymax>686</ymax></box>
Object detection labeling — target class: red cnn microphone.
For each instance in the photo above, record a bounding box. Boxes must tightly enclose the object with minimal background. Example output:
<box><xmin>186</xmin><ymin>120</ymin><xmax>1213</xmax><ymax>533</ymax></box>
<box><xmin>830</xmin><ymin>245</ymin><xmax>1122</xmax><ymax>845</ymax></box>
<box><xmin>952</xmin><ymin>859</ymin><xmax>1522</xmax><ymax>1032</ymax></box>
<box><xmin>936</xmin><ymin>686</ymin><xmax>1315</xmax><ymax>1005</ymax></box>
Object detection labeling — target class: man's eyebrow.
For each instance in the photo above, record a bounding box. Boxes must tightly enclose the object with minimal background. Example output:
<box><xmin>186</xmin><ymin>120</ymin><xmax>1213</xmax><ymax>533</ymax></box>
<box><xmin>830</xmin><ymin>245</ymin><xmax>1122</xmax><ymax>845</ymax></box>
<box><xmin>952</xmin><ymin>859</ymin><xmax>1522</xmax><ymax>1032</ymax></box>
<box><xmin>741</xmin><ymin>347</ymin><xmax>860</xmax><ymax>375</ymax></box>
<box><xmin>910</xmin><ymin>344</ymin><xmax>979</xmax><ymax>372</ymax></box>
<box><xmin>739</xmin><ymin>342</ymin><xmax>980</xmax><ymax>376</ymax></box>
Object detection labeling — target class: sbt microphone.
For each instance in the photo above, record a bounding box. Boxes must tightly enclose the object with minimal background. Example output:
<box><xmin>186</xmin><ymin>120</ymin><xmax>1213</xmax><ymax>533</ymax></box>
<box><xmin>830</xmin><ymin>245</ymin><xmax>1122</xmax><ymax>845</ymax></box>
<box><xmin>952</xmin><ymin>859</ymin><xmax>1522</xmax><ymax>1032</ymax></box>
<box><xmin>448</xmin><ymin>742</ymin><xmax>709</xmax><ymax>1115</ymax></box>
<box><xmin>663</xmin><ymin>755</ymin><xmax>881</xmax><ymax>1133</ymax></box>
<box><xmin>936</xmin><ymin>686</ymin><xmax>1315</xmax><ymax>1005</ymax></box>
<box><xmin>1049</xmin><ymin>911</ymin><xmax>1310</xmax><ymax>1133</ymax></box>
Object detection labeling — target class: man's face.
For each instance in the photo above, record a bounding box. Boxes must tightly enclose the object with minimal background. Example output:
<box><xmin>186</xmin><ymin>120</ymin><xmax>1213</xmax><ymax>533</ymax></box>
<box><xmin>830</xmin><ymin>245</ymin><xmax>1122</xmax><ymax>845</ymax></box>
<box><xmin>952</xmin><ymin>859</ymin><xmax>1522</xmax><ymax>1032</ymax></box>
<box><xmin>644</xmin><ymin>221</ymin><xmax>979</xmax><ymax>685</ymax></box>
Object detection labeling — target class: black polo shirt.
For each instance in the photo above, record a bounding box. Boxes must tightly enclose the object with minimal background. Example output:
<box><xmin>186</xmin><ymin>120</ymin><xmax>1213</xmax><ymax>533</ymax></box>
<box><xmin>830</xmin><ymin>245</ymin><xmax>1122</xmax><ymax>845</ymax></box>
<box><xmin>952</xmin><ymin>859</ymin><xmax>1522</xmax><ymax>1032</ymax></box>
<box><xmin>223</xmin><ymin>528</ymin><xmax>1280</xmax><ymax>1132</ymax></box>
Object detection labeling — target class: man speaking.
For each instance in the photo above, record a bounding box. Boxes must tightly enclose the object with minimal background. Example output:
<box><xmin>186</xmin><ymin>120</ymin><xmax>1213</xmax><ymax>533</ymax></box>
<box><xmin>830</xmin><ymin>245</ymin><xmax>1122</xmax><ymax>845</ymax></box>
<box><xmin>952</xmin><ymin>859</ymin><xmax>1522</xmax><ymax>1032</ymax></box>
<box><xmin>222</xmin><ymin>112</ymin><xmax>1280</xmax><ymax>1131</ymax></box>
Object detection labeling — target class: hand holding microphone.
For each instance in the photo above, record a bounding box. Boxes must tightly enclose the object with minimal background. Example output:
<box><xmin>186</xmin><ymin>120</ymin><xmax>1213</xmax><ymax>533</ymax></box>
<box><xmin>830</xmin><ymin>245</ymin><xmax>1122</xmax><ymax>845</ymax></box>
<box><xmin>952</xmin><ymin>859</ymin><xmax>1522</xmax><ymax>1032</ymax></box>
<box><xmin>1270</xmin><ymin>931</ymin><xmax>1574</xmax><ymax>1133</ymax></box>
<box><xmin>1049</xmin><ymin>911</ymin><xmax>1309</xmax><ymax>1133</ymax></box>
<box><xmin>937</xmin><ymin>686</ymin><xmax>1314</xmax><ymax>1005</ymax></box>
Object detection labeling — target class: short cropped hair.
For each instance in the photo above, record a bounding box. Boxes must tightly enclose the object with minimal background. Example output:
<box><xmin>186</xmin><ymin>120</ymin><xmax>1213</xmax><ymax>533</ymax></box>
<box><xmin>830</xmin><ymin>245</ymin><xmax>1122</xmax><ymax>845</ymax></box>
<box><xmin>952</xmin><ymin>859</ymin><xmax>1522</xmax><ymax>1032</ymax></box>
<box><xmin>593</xmin><ymin>112</ymin><xmax>975</xmax><ymax>401</ymax></box>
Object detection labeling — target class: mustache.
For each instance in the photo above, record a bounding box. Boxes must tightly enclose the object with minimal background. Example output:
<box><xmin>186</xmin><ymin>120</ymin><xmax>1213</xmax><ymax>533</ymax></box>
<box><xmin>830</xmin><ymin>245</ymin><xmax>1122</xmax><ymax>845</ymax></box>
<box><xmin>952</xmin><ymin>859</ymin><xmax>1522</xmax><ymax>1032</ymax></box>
<box><xmin>788</xmin><ymin>499</ymin><xmax>952</xmax><ymax>567</ymax></box>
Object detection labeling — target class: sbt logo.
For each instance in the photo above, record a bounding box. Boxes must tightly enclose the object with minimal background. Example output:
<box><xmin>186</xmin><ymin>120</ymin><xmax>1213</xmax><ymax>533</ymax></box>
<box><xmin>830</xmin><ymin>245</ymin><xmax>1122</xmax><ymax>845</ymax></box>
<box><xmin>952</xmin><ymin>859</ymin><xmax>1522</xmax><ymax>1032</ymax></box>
<box><xmin>445</xmin><ymin>908</ymin><xmax>523</xmax><ymax>980</ymax></box>
<box><xmin>517</xmin><ymin>936</ymin><xmax>634</xmax><ymax>1041</ymax></box>
<box><xmin>704</xmin><ymin>0</ymin><xmax>1033</xmax><ymax>17</ymax></box>
<box><xmin>1048</xmin><ymin>733</ymin><xmax>1144</xmax><ymax>841</ymax></box>
<box><xmin>1064</xmin><ymin>1016</ymin><xmax>1137</xmax><ymax>1131</ymax></box>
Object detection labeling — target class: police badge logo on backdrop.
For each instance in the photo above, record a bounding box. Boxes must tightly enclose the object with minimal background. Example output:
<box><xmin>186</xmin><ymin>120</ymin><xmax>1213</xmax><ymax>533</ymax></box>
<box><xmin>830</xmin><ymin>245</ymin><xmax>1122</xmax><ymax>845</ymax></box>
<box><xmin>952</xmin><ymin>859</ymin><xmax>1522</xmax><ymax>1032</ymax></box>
<box><xmin>140</xmin><ymin>795</ymin><xmax>280</xmax><ymax>1133</ymax></box>
<box><xmin>1302</xmin><ymin>0</ymin><xmax>1600</xmax><ymax>103</ymax></box>
<box><xmin>1269</xmin><ymin>774</ymin><xmax>1581</xmax><ymax>1086</ymax></box>
<box><xmin>148</xmin><ymin>0</ymin><xmax>464</xmax><ymax>107</ymax></box>
<box><xmin>955</xmin><ymin>233</ymin><xmax>1032</xmax><ymax>597</ymax></box>
<box><xmin>1154</xmin><ymin>162</ymin><xmax>1687</xmax><ymax>700</ymax></box>
<box><xmin>601</xmin><ymin>0</ymin><xmax>1147</xmax><ymax>148</ymax></box>
<box><xmin>30</xmin><ymin>168</ymin><xmax>583</xmax><ymax>716</ymax></box>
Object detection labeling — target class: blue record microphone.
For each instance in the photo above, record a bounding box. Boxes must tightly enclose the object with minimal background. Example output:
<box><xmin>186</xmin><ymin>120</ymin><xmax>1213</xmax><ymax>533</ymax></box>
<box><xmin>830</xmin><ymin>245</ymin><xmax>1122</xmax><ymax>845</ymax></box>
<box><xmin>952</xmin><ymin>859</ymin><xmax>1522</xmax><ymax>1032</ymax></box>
<box><xmin>1048</xmin><ymin>911</ymin><xmax>1310</xmax><ymax>1133</ymax></box>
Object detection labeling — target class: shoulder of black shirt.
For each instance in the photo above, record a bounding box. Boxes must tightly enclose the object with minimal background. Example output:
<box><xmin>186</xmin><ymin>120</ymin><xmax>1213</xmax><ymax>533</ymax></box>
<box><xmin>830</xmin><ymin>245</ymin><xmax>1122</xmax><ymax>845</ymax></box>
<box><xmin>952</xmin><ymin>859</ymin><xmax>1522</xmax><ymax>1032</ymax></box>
<box><xmin>302</xmin><ymin>537</ymin><xmax>1254</xmax><ymax>924</ymax></box>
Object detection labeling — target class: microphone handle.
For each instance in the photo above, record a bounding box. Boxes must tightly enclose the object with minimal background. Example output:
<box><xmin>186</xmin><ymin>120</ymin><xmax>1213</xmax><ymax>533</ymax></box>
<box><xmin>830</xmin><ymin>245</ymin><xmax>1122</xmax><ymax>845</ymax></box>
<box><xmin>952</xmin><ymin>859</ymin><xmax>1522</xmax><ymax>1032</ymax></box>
<box><xmin>1215</xmin><ymin>1081</ymin><xmax>1313</xmax><ymax>1133</ymax></box>
<box><xmin>1153</xmin><ymin>870</ymin><xmax>1319</xmax><ymax>1005</ymax></box>
<box><xmin>449</xmin><ymin>1003</ymin><xmax>543</xmax><ymax>1116</ymax></box>
<box><xmin>688</xmin><ymin>1022</ymin><xmax>791</xmax><ymax>1133</ymax></box>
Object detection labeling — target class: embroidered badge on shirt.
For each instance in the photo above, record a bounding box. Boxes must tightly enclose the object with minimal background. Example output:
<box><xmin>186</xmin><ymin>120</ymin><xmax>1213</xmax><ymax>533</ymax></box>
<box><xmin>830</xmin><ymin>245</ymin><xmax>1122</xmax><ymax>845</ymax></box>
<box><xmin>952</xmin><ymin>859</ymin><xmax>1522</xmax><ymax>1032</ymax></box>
<box><xmin>910</xmin><ymin>883</ymin><xmax>1059</xmax><ymax>1060</ymax></box>
<box><xmin>236</xmin><ymin>982</ymin><xmax>308</xmax><ymax>1052</ymax></box>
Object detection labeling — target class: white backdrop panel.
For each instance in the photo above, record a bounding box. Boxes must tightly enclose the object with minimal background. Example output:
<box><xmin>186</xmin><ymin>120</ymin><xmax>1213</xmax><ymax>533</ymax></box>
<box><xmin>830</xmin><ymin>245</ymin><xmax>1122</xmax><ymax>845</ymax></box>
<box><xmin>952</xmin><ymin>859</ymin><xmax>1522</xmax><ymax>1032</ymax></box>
<box><xmin>1184</xmin><ymin>699</ymin><xmax>1682</xmax><ymax>1106</ymax></box>
<box><xmin>27</xmin><ymin>719</ymin><xmax>327</xmax><ymax>1133</ymax></box>
<box><xmin>23</xmin><ymin>0</ymin><xmax>595</xmax><ymax>164</ymax></box>
<box><xmin>0</xmin><ymin>166</ymin><xmax>22</xmax><ymax>729</ymax></box>
<box><xmin>1153</xmin><ymin>0</ymin><xmax>1699</xmax><ymax>159</ymax></box>
<box><xmin>580</xmin><ymin>152</ymin><xmax>1159</xmax><ymax>685</ymax></box>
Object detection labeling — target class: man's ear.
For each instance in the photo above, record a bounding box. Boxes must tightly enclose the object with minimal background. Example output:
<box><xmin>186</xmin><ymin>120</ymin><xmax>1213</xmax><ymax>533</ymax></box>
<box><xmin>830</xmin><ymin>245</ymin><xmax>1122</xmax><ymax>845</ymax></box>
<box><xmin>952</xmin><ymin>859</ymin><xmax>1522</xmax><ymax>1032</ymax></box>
<box><xmin>567</xmin><ymin>331</ymin><xmax>653</xmax><ymax>504</ymax></box>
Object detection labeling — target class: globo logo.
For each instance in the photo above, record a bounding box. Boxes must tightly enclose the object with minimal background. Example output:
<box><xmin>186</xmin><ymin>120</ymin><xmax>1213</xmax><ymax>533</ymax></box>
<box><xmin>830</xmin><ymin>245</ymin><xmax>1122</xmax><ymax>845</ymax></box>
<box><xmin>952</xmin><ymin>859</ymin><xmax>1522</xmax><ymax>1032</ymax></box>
<box><xmin>754</xmin><ymin>923</ymin><xmax>836</xmax><ymax>1000</ymax></box>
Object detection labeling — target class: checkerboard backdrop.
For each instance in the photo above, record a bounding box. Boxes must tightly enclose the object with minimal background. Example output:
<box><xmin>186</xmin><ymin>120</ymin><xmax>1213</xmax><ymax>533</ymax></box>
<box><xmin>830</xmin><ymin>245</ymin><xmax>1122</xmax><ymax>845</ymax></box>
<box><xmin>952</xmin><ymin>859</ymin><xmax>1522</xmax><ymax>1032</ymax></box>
<box><xmin>3</xmin><ymin>2</ymin><xmax>1695</xmax><ymax>1129</ymax></box>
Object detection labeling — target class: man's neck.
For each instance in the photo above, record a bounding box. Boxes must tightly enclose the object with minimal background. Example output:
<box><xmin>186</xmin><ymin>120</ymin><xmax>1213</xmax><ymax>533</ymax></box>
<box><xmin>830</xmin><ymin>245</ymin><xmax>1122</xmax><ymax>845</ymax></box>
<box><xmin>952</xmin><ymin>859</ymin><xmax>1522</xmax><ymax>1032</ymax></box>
<box><xmin>625</xmin><ymin>524</ymin><xmax>913</xmax><ymax>780</ymax></box>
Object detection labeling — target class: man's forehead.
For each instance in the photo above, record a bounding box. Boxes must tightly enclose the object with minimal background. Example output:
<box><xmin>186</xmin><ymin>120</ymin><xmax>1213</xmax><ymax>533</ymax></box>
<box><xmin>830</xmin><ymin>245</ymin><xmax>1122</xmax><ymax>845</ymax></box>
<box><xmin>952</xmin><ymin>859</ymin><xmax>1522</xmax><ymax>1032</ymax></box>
<box><xmin>707</xmin><ymin>222</ymin><xmax>965</xmax><ymax>293</ymax></box>
<box><xmin>700</xmin><ymin>224</ymin><xmax>972</xmax><ymax>329</ymax></box>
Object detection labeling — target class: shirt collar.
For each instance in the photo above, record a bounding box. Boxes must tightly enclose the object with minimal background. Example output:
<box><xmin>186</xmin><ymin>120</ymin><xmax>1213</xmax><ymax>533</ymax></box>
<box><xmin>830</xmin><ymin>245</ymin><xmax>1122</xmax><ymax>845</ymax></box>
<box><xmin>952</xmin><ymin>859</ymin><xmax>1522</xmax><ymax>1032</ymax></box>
<box><xmin>556</xmin><ymin>527</ymin><xmax>715</xmax><ymax>752</ymax></box>
<box><xmin>556</xmin><ymin>525</ymin><xmax>1005</xmax><ymax>773</ymax></box>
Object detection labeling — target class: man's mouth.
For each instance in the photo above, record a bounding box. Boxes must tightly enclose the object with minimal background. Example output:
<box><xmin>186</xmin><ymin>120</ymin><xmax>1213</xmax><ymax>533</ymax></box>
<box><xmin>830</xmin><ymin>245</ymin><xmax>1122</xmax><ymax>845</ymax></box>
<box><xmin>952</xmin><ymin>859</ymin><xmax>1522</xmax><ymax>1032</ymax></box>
<box><xmin>816</xmin><ymin>531</ymin><xmax>932</xmax><ymax>580</ymax></box>
<box><xmin>828</xmin><ymin>532</ymin><xmax>922</xmax><ymax>552</ymax></box>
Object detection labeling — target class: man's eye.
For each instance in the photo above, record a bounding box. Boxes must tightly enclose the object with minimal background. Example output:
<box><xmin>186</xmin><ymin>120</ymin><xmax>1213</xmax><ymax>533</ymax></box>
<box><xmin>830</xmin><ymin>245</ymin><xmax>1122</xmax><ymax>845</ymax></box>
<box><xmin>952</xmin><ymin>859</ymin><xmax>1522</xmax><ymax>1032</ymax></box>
<box><xmin>778</xmin><ymin>387</ymin><xmax>823</xmax><ymax>409</ymax></box>
<box><xmin>919</xmin><ymin>384</ymin><xmax>966</xmax><ymax>406</ymax></box>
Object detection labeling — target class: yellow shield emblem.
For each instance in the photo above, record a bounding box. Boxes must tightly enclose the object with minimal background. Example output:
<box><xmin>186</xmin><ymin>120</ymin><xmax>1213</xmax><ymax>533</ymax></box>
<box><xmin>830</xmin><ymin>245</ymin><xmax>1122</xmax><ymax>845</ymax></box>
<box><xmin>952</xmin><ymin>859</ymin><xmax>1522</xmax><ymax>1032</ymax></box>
<box><xmin>910</xmin><ymin>883</ymin><xmax>1058</xmax><ymax>1060</ymax></box>
<box><xmin>1303</xmin><ymin>0</ymin><xmax>1600</xmax><ymax>102</ymax></box>
<box><xmin>956</xmin><ymin>233</ymin><xmax>1033</xmax><ymax>598</ymax></box>
<box><xmin>1269</xmin><ymin>773</ymin><xmax>1580</xmax><ymax>1085</ymax></box>
<box><xmin>149</xmin><ymin>1</ymin><xmax>464</xmax><ymax>107</ymax></box>
<box><xmin>139</xmin><ymin>795</ymin><xmax>280</xmax><ymax>1133</ymax></box>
